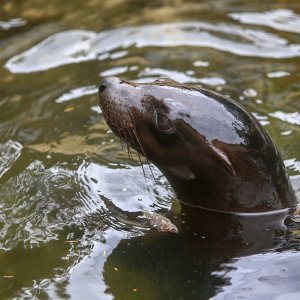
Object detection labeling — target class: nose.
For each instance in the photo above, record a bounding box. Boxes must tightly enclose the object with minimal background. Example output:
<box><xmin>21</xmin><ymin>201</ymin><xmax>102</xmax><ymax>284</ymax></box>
<box><xmin>98</xmin><ymin>83</ymin><xmax>106</xmax><ymax>93</ymax></box>
<box><xmin>98</xmin><ymin>78</ymin><xmax>108</xmax><ymax>93</ymax></box>
<box><xmin>98</xmin><ymin>77</ymin><xmax>121</xmax><ymax>93</ymax></box>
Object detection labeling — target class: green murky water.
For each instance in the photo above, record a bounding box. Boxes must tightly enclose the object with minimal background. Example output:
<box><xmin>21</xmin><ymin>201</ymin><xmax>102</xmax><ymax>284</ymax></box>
<box><xmin>0</xmin><ymin>0</ymin><xmax>300</xmax><ymax>299</ymax></box>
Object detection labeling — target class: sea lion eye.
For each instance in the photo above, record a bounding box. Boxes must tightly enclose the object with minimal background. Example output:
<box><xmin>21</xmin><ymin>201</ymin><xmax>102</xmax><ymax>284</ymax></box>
<box><xmin>155</xmin><ymin>112</ymin><xmax>173</xmax><ymax>133</ymax></box>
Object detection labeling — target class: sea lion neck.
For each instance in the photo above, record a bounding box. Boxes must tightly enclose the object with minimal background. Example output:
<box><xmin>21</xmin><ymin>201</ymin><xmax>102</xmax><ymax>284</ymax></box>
<box><xmin>99</xmin><ymin>76</ymin><xmax>297</xmax><ymax>213</ymax></box>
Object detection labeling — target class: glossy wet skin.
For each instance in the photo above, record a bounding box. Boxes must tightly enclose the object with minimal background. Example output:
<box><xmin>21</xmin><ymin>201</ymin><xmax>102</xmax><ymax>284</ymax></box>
<box><xmin>99</xmin><ymin>77</ymin><xmax>297</xmax><ymax>213</ymax></box>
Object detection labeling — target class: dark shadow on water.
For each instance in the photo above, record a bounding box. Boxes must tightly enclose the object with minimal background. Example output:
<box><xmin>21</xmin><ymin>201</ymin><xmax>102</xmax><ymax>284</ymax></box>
<box><xmin>102</xmin><ymin>206</ymin><xmax>300</xmax><ymax>299</ymax></box>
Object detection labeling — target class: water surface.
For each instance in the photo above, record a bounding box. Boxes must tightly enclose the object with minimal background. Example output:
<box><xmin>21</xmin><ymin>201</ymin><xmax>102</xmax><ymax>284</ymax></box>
<box><xmin>0</xmin><ymin>0</ymin><xmax>300</xmax><ymax>299</ymax></box>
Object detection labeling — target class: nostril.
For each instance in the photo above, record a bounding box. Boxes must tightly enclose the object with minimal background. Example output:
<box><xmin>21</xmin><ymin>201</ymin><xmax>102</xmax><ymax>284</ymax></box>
<box><xmin>98</xmin><ymin>84</ymin><xmax>106</xmax><ymax>93</ymax></box>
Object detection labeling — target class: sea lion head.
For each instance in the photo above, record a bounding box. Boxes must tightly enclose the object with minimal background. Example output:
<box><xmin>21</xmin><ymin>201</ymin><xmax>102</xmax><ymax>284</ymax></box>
<box><xmin>99</xmin><ymin>76</ymin><xmax>297</xmax><ymax>213</ymax></box>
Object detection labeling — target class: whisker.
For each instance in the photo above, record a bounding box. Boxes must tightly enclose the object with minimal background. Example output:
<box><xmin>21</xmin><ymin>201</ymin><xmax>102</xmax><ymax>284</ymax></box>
<box><xmin>132</xmin><ymin>128</ymin><xmax>156</xmax><ymax>181</ymax></box>
<box><xmin>126</xmin><ymin>143</ymin><xmax>133</xmax><ymax>164</ymax></box>
<box><xmin>137</xmin><ymin>152</ymin><xmax>147</xmax><ymax>182</ymax></box>
<box><xmin>132</xmin><ymin>128</ymin><xmax>147</xmax><ymax>158</ymax></box>
<box><xmin>119</xmin><ymin>137</ymin><xmax>125</xmax><ymax>150</ymax></box>
<box><xmin>128</xmin><ymin>144</ymin><xmax>134</xmax><ymax>161</ymax></box>
<box><xmin>145</xmin><ymin>158</ymin><xmax>156</xmax><ymax>181</ymax></box>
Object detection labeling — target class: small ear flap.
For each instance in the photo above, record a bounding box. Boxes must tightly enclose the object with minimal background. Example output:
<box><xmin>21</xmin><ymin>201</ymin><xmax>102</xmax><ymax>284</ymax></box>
<box><xmin>210</xmin><ymin>144</ymin><xmax>236</xmax><ymax>176</ymax></box>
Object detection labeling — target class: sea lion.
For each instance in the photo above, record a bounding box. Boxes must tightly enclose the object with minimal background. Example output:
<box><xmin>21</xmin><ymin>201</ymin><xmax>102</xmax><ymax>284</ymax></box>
<box><xmin>98</xmin><ymin>76</ymin><xmax>297</xmax><ymax>214</ymax></box>
<box><xmin>98</xmin><ymin>77</ymin><xmax>300</xmax><ymax>298</ymax></box>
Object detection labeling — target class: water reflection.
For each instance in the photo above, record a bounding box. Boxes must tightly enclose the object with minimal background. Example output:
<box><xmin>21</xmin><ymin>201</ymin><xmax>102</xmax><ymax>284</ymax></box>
<box><xmin>0</xmin><ymin>152</ymin><xmax>172</xmax><ymax>297</ymax></box>
<box><xmin>0</xmin><ymin>159</ymin><xmax>81</xmax><ymax>250</ymax></box>
<box><xmin>270</xmin><ymin>111</ymin><xmax>300</xmax><ymax>126</ymax></box>
<box><xmin>56</xmin><ymin>85</ymin><xmax>98</xmax><ymax>103</ymax></box>
<box><xmin>0</xmin><ymin>140</ymin><xmax>22</xmax><ymax>179</ymax></box>
<box><xmin>0</xmin><ymin>145</ymin><xmax>299</xmax><ymax>299</ymax></box>
<box><xmin>214</xmin><ymin>250</ymin><xmax>300</xmax><ymax>299</ymax></box>
<box><xmin>0</xmin><ymin>18</ymin><xmax>26</xmax><ymax>30</ymax></box>
<box><xmin>6</xmin><ymin>20</ymin><xmax>300</xmax><ymax>73</ymax></box>
<box><xmin>229</xmin><ymin>9</ymin><xmax>300</xmax><ymax>34</ymax></box>
<box><xmin>1</xmin><ymin>0</ymin><xmax>300</xmax><ymax>299</ymax></box>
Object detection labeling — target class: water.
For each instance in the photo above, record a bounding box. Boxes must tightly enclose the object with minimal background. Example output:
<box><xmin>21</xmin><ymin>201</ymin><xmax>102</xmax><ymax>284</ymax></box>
<box><xmin>0</xmin><ymin>0</ymin><xmax>300</xmax><ymax>299</ymax></box>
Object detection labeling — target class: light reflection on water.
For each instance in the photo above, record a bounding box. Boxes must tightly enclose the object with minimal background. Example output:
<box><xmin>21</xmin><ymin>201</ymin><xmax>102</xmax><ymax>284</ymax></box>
<box><xmin>0</xmin><ymin>1</ymin><xmax>300</xmax><ymax>299</ymax></box>
<box><xmin>6</xmin><ymin>20</ymin><xmax>300</xmax><ymax>73</ymax></box>
<box><xmin>229</xmin><ymin>9</ymin><xmax>300</xmax><ymax>34</ymax></box>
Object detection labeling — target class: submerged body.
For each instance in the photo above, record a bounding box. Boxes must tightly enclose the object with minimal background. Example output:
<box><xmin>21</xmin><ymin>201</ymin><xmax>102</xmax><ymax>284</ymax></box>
<box><xmin>98</xmin><ymin>77</ymin><xmax>297</xmax><ymax>214</ymax></box>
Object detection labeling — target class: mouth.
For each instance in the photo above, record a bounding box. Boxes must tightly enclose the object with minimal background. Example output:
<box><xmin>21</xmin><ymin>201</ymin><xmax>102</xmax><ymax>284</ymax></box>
<box><xmin>98</xmin><ymin>77</ymin><xmax>143</xmax><ymax>154</ymax></box>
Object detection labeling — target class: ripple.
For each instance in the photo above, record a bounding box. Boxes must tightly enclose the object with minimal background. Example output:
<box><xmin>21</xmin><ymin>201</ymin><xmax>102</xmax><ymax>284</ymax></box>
<box><xmin>137</xmin><ymin>67</ymin><xmax>226</xmax><ymax>86</ymax></box>
<box><xmin>229</xmin><ymin>9</ymin><xmax>300</xmax><ymax>34</ymax></box>
<box><xmin>76</xmin><ymin>162</ymin><xmax>173</xmax><ymax>231</ymax></box>
<box><xmin>269</xmin><ymin>111</ymin><xmax>300</xmax><ymax>125</ymax></box>
<box><xmin>77</xmin><ymin>162</ymin><xmax>171</xmax><ymax>211</ymax></box>
<box><xmin>243</xmin><ymin>88</ymin><xmax>258</xmax><ymax>97</ymax></box>
<box><xmin>193</xmin><ymin>60</ymin><xmax>210</xmax><ymax>67</ymax></box>
<box><xmin>6</xmin><ymin>21</ymin><xmax>300</xmax><ymax>73</ymax></box>
<box><xmin>284</xmin><ymin>159</ymin><xmax>300</xmax><ymax>173</ymax></box>
<box><xmin>251</xmin><ymin>112</ymin><xmax>270</xmax><ymax>126</ymax></box>
<box><xmin>0</xmin><ymin>140</ymin><xmax>22</xmax><ymax>179</ymax></box>
<box><xmin>281</xmin><ymin>130</ymin><xmax>292</xmax><ymax>136</ymax></box>
<box><xmin>267</xmin><ymin>71</ymin><xmax>290</xmax><ymax>78</ymax></box>
<box><xmin>290</xmin><ymin>175</ymin><xmax>300</xmax><ymax>200</ymax></box>
<box><xmin>0</xmin><ymin>160</ymin><xmax>81</xmax><ymax>250</ymax></box>
<box><xmin>214</xmin><ymin>250</ymin><xmax>300</xmax><ymax>299</ymax></box>
<box><xmin>99</xmin><ymin>66</ymin><xmax>129</xmax><ymax>77</ymax></box>
<box><xmin>0</xmin><ymin>18</ymin><xmax>26</xmax><ymax>30</ymax></box>
<box><xmin>6</xmin><ymin>30</ymin><xmax>97</xmax><ymax>73</ymax></box>
<box><xmin>91</xmin><ymin>105</ymin><xmax>102</xmax><ymax>114</ymax></box>
<box><xmin>56</xmin><ymin>85</ymin><xmax>98</xmax><ymax>103</ymax></box>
